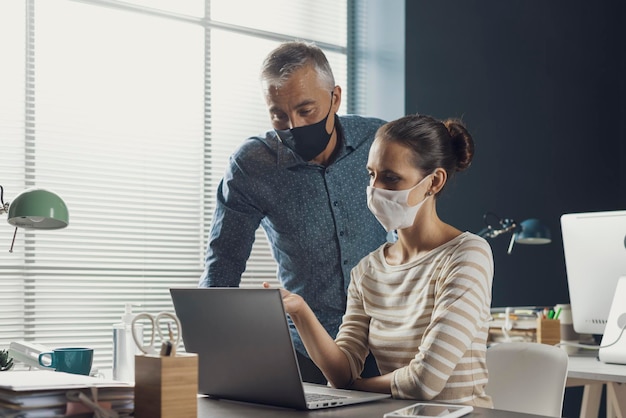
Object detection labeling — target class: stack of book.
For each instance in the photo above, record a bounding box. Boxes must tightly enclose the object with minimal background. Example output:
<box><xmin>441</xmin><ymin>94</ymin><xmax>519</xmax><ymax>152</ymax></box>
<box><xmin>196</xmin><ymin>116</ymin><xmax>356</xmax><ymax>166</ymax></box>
<box><xmin>0</xmin><ymin>370</ymin><xmax>133</xmax><ymax>417</ymax></box>
<box><xmin>488</xmin><ymin>306</ymin><xmax>543</xmax><ymax>343</ymax></box>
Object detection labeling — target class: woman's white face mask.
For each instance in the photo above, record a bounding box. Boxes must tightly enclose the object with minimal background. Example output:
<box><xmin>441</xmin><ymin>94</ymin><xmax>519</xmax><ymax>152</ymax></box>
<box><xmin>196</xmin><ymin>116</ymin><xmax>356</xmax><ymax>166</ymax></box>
<box><xmin>366</xmin><ymin>175</ymin><xmax>432</xmax><ymax>232</ymax></box>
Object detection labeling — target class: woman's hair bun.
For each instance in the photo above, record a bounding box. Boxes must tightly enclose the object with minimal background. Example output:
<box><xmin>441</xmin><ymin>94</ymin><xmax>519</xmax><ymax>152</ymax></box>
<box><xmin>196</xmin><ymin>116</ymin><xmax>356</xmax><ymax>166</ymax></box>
<box><xmin>443</xmin><ymin>119</ymin><xmax>474</xmax><ymax>172</ymax></box>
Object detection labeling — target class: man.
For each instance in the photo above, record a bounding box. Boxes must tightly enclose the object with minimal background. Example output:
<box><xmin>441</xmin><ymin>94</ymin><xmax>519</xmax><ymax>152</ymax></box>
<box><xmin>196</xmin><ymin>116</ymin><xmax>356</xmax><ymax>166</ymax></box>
<box><xmin>199</xmin><ymin>41</ymin><xmax>387</xmax><ymax>383</ymax></box>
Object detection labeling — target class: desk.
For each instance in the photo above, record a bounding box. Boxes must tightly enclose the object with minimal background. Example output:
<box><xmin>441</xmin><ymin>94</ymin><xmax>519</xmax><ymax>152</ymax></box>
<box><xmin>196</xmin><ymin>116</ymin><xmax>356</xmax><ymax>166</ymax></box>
<box><xmin>566</xmin><ymin>355</ymin><xmax>626</xmax><ymax>418</ymax></box>
<box><xmin>197</xmin><ymin>396</ymin><xmax>553</xmax><ymax>418</ymax></box>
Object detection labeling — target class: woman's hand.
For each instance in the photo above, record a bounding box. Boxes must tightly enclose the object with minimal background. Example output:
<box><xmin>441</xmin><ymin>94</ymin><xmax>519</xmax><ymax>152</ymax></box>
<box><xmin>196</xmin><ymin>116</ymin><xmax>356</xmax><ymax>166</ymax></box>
<box><xmin>262</xmin><ymin>281</ymin><xmax>307</xmax><ymax>316</ymax></box>
<box><xmin>262</xmin><ymin>282</ymin><xmax>354</xmax><ymax>388</ymax></box>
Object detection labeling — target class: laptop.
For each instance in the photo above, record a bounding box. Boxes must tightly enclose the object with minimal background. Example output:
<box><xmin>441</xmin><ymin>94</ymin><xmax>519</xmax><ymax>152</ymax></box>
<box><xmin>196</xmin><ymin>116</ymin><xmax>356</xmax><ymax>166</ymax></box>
<box><xmin>170</xmin><ymin>287</ymin><xmax>390</xmax><ymax>410</ymax></box>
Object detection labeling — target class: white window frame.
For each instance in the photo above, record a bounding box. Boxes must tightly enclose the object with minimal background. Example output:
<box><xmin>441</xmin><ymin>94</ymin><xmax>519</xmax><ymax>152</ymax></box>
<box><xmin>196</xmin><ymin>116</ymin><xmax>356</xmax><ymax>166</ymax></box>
<box><xmin>0</xmin><ymin>0</ymin><xmax>369</xmax><ymax>373</ymax></box>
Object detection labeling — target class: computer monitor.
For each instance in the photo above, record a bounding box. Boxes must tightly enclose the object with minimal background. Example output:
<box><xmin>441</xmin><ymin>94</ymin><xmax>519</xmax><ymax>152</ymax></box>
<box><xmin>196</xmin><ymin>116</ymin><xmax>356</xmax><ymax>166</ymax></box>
<box><xmin>560</xmin><ymin>210</ymin><xmax>626</xmax><ymax>335</ymax></box>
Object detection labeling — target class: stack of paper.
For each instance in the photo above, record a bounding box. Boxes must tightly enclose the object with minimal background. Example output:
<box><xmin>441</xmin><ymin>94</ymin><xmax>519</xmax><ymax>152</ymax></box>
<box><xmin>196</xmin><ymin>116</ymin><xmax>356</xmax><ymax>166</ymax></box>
<box><xmin>490</xmin><ymin>306</ymin><xmax>542</xmax><ymax>330</ymax></box>
<box><xmin>488</xmin><ymin>306</ymin><xmax>544</xmax><ymax>344</ymax></box>
<box><xmin>0</xmin><ymin>370</ymin><xmax>133</xmax><ymax>417</ymax></box>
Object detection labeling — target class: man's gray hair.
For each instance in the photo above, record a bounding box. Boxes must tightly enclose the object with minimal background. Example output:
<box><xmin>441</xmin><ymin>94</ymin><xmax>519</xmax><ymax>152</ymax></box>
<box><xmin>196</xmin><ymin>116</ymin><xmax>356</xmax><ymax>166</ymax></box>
<box><xmin>260</xmin><ymin>41</ymin><xmax>335</xmax><ymax>90</ymax></box>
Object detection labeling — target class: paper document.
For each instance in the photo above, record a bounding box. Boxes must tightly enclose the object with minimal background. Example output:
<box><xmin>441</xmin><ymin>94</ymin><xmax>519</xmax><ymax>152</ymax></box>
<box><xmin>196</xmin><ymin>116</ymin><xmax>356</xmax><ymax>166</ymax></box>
<box><xmin>0</xmin><ymin>370</ymin><xmax>132</xmax><ymax>391</ymax></box>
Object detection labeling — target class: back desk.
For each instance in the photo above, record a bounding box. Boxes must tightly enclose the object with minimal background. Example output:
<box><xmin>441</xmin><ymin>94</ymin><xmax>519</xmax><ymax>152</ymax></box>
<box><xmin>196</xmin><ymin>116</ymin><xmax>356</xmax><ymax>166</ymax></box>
<box><xmin>566</xmin><ymin>354</ymin><xmax>626</xmax><ymax>418</ymax></box>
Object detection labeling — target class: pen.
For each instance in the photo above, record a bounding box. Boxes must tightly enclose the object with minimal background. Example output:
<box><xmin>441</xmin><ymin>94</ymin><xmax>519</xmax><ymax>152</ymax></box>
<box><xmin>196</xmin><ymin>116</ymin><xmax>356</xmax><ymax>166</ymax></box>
<box><xmin>167</xmin><ymin>322</ymin><xmax>177</xmax><ymax>356</ymax></box>
<box><xmin>160</xmin><ymin>340</ymin><xmax>173</xmax><ymax>356</ymax></box>
<box><xmin>553</xmin><ymin>307</ymin><xmax>562</xmax><ymax>320</ymax></box>
<box><xmin>547</xmin><ymin>309</ymin><xmax>554</xmax><ymax>319</ymax></box>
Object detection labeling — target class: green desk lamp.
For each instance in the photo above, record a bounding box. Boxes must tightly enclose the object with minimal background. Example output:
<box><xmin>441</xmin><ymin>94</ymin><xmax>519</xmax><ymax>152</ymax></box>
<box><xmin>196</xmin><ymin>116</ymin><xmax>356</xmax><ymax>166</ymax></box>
<box><xmin>1</xmin><ymin>185</ymin><xmax>69</xmax><ymax>252</ymax></box>
<box><xmin>477</xmin><ymin>212</ymin><xmax>551</xmax><ymax>254</ymax></box>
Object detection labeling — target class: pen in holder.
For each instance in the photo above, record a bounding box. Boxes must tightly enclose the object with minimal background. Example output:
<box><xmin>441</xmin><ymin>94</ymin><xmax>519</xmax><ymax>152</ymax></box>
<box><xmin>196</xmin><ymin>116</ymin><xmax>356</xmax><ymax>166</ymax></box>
<box><xmin>536</xmin><ymin>317</ymin><xmax>561</xmax><ymax>346</ymax></box>
<box><xmin>134</xmin><ymin>353</ymin><xmax>198</xmax><ymax>418</ymax></box>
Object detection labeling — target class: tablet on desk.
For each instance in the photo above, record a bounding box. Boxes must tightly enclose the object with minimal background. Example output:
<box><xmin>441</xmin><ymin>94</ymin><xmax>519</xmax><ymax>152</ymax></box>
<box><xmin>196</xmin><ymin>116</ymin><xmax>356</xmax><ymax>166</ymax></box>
<box><xmin>384</xmin><ymin>402</ymin><xmax>473</xmax><ymax>418</ymax></box>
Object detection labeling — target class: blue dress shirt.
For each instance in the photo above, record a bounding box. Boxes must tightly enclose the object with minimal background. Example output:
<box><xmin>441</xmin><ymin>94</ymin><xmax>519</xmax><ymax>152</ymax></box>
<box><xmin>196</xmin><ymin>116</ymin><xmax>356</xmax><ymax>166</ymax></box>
<box><xmin>199</xmin><ymin>115</ymin><xmax>388</xmax><ymax>356</ymax></box>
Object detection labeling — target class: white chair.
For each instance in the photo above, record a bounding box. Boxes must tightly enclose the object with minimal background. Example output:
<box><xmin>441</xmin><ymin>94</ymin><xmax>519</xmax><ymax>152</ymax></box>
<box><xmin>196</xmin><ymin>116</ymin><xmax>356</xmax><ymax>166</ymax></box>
<box><xmin>485</xmin><ymin>342</ymin><xmax>569</xmax><ymax>417</ymax></box>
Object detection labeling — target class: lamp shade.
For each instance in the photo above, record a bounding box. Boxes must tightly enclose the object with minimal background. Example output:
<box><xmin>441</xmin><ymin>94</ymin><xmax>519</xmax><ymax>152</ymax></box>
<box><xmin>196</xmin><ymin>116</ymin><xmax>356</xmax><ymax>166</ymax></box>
<box><xmin>515</xmin><ymin>218</ymin><xmax>551</xmax><ymax>244</ymax></box>
<box><xmin>7</xmin><ymin>188</ymin><xmax>69</xmax><ymax>229</ymax></box>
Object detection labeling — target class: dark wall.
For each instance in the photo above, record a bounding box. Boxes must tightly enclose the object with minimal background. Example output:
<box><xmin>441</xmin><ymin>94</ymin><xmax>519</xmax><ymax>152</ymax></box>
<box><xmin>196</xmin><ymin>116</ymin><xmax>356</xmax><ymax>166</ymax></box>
<box><xmin>621</xmin><ymin>0</ymin><xmax>626</xmax><ymax>209</ymax></box>
<box><xmin>405</xmin><ymin>2</ymin><xmax>625</xmax><ymax>416</ymax></box>
<box><xmin>405</xmin><ymin>0</ymin><xmax>625</xmax><ymax>309</ymax></box>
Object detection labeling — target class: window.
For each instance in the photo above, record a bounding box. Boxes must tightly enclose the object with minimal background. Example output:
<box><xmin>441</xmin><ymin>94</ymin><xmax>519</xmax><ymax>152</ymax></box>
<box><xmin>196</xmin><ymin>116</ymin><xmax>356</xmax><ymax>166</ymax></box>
<box><xmin>0</xmin><ymin>0</ymin><xmax>351</xmax><ymax>371</ymax></box>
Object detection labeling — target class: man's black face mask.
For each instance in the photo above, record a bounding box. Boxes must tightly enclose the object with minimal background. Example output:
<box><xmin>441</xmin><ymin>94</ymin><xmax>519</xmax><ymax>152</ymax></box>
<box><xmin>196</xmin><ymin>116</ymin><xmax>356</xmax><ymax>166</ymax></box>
<box><xmin>275</xmin><ymin>92</ymin><xmax>335</xmax><ymax>161</ymax></box>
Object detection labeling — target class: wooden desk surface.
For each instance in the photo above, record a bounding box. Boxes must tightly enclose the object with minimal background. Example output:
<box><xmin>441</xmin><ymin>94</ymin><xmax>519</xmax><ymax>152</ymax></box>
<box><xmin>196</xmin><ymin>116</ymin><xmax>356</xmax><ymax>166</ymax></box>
<box><xmin>197</xmin><ymin>396</ymin><xmax>554</xmax><ymax>418</ymax></box>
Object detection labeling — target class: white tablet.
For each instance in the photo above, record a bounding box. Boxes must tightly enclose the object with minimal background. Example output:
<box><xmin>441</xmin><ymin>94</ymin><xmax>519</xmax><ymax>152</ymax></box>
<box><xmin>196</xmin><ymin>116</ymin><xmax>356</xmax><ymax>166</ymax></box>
<box><xmin>384</xmin><ymin>402</ymin><xmax>473</xmax><ymax>418</ymax></box>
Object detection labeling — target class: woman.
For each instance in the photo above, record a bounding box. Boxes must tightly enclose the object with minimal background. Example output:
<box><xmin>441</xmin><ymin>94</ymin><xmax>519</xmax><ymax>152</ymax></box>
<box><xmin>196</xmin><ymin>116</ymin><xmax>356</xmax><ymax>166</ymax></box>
<box><xmin>268</xmin><ymin>114</ymin><xmax>493</xmax><ymax>407</ymax></box>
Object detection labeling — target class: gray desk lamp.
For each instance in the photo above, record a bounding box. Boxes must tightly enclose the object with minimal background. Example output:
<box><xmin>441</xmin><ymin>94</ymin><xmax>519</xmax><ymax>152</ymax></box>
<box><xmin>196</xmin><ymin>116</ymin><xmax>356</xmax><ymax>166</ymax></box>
<box><xmin>0</xmin><ymin>185</ymin><xmax>69</xmax><ymax>252</ymax></box>
<box><xmin>477</xmin><ymin>212</ymin><xmax>551</xmax><ymax>254</ymax></box>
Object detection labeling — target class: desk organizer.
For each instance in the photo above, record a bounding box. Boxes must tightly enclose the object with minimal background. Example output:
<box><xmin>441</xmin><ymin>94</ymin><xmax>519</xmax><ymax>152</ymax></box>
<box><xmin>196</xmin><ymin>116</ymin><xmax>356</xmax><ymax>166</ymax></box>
<box><xmin>134</xmin><ymin>353</ymin><xmax>198</xmax><ymax>418</ymax></box>
<box><xmin>536</xmin><ymin>318</ymin><xmax>560</xmax><ymax>346</ymax></box>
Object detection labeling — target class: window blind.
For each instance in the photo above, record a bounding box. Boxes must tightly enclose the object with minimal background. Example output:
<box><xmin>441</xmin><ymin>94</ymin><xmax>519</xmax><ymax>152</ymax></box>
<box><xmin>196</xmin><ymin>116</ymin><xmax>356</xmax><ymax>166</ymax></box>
<box><xmin>0</xmin><ymin>0</ymin><xmax>351</xmax><ymax>372</ymax></box>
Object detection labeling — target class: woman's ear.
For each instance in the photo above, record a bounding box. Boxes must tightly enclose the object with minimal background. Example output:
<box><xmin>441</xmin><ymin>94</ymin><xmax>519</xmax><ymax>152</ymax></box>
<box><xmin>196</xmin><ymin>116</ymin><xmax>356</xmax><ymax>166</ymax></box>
<box><xmin>430</xmin><ymin>168</ymin><xmax>447</xmax><ymax>195</ymax></box>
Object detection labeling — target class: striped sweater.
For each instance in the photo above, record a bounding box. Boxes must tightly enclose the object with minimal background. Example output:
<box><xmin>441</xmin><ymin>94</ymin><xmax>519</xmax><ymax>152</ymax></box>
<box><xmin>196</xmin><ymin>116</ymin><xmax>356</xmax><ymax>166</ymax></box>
<box><xmin>335</xmin><ymin>232</ymin><xmax>493</xmax><ymax>407</ymax></box>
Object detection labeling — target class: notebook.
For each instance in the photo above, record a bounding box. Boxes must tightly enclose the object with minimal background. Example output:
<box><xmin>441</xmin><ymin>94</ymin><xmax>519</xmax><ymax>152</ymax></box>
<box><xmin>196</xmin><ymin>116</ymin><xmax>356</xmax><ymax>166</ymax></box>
<box><xmin>169</xmin><ymin>287</ymin><xmax>390</xmax><ymax>410</ymax></box>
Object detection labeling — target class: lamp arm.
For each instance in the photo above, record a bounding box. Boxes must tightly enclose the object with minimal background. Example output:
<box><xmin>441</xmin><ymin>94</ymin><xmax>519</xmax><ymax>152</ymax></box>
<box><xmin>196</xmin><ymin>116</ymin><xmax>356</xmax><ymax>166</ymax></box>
<box><xmin>0</xmin><ymin>185</ymin><xmax>9</xmax><ymax>215</ymax></box>
<box><xmin>477</xmin><ymin>226</ymin><xmax>493</xmax><ymax>238</ymax></box>
<box><xmin>479</xmin><ymin>222</ymin><xmax>518</xmax><ymax>239</ymax></box>
<box><xmin>506</xmin><ymin>233</ymin><xmax>516</xmax><ymax>255</ymax></box>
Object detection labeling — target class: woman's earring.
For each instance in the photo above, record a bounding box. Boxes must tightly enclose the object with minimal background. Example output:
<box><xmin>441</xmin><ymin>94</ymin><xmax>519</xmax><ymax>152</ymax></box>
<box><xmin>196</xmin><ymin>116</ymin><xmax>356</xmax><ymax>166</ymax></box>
<box><xmin>426</xmin><ymin>191</ymin><xmax>433</xmax><ymax>196</ymax></box>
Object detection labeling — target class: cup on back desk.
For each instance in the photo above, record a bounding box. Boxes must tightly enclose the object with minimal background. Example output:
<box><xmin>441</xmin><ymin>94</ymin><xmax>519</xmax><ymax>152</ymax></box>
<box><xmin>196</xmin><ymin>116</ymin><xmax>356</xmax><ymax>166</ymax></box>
<box><xmin>555</xmin><ymin>303</ymin><xmax>580</xmax><ymax>354</ymax></box>
<box><xmin>38</xmin><ymin>347</ymin><xmax>94</xmax><ymax>375</ymax></box>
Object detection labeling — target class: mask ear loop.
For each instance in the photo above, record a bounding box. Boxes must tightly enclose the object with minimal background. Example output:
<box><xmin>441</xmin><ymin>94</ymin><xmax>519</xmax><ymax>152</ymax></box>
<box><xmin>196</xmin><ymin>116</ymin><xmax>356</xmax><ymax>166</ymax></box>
<box><xmin>326</xmin><ymin>90</ymin><xmax>337</xmax><ymax>138</ymax></box>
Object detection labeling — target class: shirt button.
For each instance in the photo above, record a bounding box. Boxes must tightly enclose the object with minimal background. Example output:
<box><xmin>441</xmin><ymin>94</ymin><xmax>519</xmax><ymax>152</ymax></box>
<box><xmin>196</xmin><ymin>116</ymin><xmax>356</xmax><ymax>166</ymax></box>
<box><xmin>339</xmin><ymin>231</ymin><xmax>344</xmax><ymax>236</ymax></box>
<box><xmin>343</xmin><ymin>260</ymin><xmax>348</xmax><ymax>265</ymax></box>
<box><xmin>333</xmin><ymin>201</ymin><xmax>339</xmax><ymax>206</ymax></box>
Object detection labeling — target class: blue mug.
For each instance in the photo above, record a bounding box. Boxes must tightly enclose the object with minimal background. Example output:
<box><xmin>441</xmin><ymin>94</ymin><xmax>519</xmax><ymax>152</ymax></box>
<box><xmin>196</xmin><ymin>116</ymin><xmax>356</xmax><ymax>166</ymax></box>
<box><xmin>38</xmin><ymin>347</ymin><xmax>94</xmax><ymax>375</ymax></box>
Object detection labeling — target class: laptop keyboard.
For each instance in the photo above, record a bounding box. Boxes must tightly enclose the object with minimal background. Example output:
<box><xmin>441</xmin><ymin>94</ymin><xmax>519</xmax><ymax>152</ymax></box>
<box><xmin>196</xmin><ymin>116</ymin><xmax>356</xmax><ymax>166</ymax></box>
<box><xmin>305</xmin><ymin>392</ymin><xmax>348</xmax><ymax>402</ymax></box>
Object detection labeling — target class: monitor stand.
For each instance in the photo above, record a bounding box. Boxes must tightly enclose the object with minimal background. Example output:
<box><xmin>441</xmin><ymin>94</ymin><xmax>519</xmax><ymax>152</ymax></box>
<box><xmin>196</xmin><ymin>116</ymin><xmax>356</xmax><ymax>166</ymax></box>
<box><xmin>599</xmin><ymin>276</ymin><xmax>626</xmax><ymax>365</ymax></box>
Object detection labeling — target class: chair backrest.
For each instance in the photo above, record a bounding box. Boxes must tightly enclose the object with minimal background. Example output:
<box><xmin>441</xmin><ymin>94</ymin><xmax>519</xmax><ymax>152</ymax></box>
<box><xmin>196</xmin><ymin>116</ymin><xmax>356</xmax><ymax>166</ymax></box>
<box><xmin>485</xmin><ymin>342</ymin><xmax>569</xmax><ymax>417</ymax></box>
